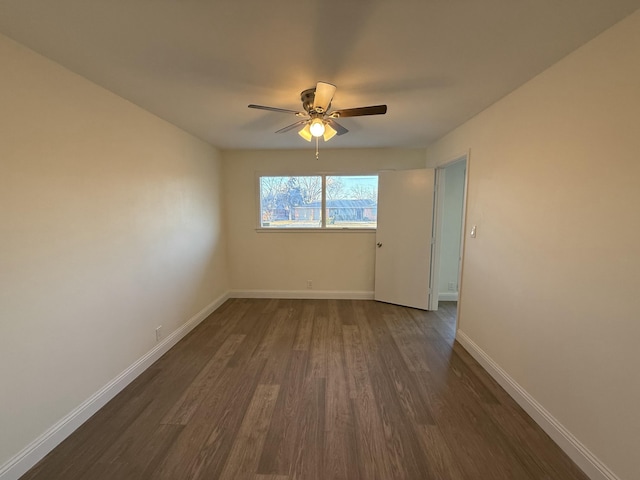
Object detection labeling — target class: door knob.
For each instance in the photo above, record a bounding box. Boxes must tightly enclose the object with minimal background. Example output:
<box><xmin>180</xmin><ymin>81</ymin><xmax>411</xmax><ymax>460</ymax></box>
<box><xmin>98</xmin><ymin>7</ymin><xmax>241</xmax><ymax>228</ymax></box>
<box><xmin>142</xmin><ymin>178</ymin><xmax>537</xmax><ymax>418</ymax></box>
<box><xmin>377</xmin><ymin>242</ymin><xmax>383</xmax><ymax>248</ymax></box>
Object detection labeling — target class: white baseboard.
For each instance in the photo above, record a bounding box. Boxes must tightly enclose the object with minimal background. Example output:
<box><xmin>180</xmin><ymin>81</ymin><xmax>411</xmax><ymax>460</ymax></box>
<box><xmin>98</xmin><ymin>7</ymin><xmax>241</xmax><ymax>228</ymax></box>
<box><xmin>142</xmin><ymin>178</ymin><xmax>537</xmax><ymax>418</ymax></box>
<box><xmin>438</xmin><ymin>292</ymin><xmax>459</xmax><ymax>301</ymax></box>
<box><xmin>229</xmin><ymin>289</ymin><xmax>374</xmax><ymax>300</ymax></box>
<box><xmin>455</xmin><ymin>330</ymin><xmax>620</xmax><ymax>480</ymax></box>
<box><xmin>0</xmin><ymin>291</ymin><xmax>230</xmax><ymax>480</ymax></box>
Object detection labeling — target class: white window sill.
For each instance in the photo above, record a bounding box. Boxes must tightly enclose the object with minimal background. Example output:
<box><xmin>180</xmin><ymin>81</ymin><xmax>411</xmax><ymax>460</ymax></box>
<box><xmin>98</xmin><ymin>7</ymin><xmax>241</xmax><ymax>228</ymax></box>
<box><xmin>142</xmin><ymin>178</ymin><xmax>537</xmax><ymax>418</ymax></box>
<box><xmin>255</xmin><ymin>228</ymin><xmax>376</xmax><ymax>233</ymax></box>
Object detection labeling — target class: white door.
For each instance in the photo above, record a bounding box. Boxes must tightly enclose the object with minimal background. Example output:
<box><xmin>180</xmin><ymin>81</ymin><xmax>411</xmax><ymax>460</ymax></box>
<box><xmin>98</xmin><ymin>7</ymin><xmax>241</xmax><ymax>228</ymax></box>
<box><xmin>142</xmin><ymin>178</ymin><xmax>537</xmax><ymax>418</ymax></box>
<box><xmin>374</xmin><ymin>169</ymin><xmax>435</xmax><ymax>310</ymax></box>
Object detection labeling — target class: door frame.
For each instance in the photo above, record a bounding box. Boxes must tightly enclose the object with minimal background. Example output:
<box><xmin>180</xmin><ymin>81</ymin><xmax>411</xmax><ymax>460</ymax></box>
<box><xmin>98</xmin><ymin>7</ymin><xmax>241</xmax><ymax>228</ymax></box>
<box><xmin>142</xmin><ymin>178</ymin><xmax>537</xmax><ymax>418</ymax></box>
<box><xmin>428</xmin><ymin>152</ymin><xmax>470</xmax><ymax>312</ymax></box>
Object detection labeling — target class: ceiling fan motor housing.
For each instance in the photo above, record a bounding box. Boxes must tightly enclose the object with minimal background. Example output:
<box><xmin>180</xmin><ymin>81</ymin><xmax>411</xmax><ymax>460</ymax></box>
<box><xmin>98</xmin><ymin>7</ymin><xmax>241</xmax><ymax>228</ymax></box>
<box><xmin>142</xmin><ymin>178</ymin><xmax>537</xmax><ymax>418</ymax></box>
<box><xmin>300</xmin><ymin>87</ymin><xmax>330</xmax><ymax>114</ymax></box>
<box><xmin>248</xmin><ymin>81</ymin><xmax>386</xmax><ymax>138</ymax></box>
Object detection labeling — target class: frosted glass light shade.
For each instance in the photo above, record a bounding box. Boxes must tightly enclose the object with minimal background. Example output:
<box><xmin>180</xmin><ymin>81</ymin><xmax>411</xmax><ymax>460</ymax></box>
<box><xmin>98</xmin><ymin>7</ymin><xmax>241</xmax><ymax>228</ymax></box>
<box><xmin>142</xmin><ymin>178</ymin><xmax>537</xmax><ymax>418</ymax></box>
<box><xmin>323</xmin><ymin>123</ymin><xmax>337</xmax><ymax>141</ymax></box>
<box><xmin>309</xmin><ymin>118</ymin><xmax>325</xmax><ymax>137</ymax></box>
<box><xmin>298</xmin><ymin>124</ymin><xmax>312</xmax><ymax>141</ymax></box>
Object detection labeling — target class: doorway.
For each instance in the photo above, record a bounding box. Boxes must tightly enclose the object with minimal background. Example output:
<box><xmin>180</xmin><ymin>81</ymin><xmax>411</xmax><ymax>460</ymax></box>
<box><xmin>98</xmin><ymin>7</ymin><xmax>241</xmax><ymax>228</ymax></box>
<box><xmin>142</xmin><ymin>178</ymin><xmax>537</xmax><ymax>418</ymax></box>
<box><xmin>429</xmin><ymin>155</ymin><xmax>468</xmax><ymax>313</ymax></box>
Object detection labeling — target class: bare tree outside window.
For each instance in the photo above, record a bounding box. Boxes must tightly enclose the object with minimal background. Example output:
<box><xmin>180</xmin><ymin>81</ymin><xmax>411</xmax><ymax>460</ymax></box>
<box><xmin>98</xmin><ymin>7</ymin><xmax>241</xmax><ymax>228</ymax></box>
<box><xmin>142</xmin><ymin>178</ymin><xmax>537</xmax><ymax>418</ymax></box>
<box><xmin>348</xmin><ymin>183</ymin><xmax>378</xmax><ymax>201</ymax></box>
<box><xmin>326</xmin><ymin>176</ymin><xmax>378</xmax><ymax>228</ymax></box>
<box><xmin>259</xmin><ymin>174</ymin><xmax>377</xmax><ymax>229</ymax></box>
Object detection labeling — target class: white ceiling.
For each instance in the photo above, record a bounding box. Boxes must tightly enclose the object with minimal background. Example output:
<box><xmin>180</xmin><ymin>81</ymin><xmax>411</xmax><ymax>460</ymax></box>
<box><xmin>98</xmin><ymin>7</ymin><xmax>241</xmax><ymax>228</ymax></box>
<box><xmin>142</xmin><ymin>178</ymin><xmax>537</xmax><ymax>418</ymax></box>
<box><xmin>1</xmin><ymin>1</ymin><xmax>638</xmax><ymax>150</ymax></box>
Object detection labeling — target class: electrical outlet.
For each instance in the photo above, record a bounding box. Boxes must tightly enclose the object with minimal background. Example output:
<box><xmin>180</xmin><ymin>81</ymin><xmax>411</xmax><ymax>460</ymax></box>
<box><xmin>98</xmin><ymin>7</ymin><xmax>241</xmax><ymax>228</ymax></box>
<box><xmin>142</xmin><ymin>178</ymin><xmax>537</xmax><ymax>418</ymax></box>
<box><xmin>307</xmin><ymin>280</ymin><xmax>313</xmax><ymax>289</ymax></box>
<box><xmin>155</xmin><ymin>326</ymin><xmax>163</xmax><ymax>342</ymax></box>
<box><xmin>448</xmin><ymin>281</ymin><xmax>456</xmax><ymax>291</ymax></box>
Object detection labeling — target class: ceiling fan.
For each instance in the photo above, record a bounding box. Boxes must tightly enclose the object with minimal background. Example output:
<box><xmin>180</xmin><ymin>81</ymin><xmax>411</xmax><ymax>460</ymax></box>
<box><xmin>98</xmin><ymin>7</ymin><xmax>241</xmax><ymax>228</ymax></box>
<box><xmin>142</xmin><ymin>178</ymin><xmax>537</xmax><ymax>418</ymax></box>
<box><xmin>248</xmin><ymin>81</ymin><xmax>387</xmax><ymax>143</ymax></box>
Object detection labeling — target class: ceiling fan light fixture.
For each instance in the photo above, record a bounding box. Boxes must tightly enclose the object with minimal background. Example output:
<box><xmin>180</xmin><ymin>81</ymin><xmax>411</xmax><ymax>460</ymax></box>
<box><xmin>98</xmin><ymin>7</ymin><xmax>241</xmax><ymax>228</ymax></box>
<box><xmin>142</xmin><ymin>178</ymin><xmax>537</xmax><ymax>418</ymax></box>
<box><xmin>298</xmin><ymin>124</ymin><xmax>312</xmax><ymax>142</ymax></box>
<box><xmin>249</xmin><ymin>82</ymin><xmax>387</xmax><ymax>153</ymax></box>
<box><xmin>323</xmin><ymin>123</ymin><xmax>337</xmax><ymax>141</ymax></box>
<box><xmin>309</xmin><ymin>118</ymin><xmax>325</xmax><ymax>137</ymax></box>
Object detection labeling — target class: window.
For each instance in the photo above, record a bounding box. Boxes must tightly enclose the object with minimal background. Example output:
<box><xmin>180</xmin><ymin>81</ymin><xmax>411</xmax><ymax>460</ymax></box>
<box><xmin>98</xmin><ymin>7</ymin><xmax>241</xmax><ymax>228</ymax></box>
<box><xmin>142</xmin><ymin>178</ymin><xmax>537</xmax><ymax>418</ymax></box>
<box><xmin>258</xmin><ymin>174</ymin><xmax>378</xmax><ymax>229</ymax></box>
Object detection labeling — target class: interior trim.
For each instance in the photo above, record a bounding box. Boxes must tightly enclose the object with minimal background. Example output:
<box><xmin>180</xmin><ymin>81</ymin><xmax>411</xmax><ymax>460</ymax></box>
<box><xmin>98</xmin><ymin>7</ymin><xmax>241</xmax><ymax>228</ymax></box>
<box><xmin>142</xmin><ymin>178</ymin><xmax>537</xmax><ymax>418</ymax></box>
<box><xmin>437</xmin><ymin>292</ymin><xmax>459</xmax><ymax>301</ymax></box>
<box><xmin>229</xmin><ymin>289</ymin><xmax>374</xmax><ymax>300</ymax></box>
<box><xmin>0</xmin><ymin>291</ymin><xmax>230</xmax><ymax>480</ymax></box>
<box><xmin>456</xmin><ymin>330</ymin><xmax>620</xmax><ymax>480</ymax></box>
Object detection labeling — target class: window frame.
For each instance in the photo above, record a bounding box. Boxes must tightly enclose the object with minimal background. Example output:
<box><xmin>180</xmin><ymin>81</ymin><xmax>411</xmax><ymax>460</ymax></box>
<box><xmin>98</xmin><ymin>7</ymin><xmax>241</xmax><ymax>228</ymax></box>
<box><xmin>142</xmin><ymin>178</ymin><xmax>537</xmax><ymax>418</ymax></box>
<box><xmin>255</xmin><ymin>171</ymin><xmax>379</xmax><ymax>232</ymax></box>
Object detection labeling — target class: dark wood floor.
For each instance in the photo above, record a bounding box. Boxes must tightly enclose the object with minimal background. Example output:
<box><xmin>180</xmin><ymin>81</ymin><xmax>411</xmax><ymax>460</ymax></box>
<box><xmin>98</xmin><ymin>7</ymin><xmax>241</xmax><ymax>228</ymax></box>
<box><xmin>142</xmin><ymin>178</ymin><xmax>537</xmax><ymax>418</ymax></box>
<box><xmin>21</xmin><ymin>299</ymin><xmax>589</xmax><ymax>480</ymax></box>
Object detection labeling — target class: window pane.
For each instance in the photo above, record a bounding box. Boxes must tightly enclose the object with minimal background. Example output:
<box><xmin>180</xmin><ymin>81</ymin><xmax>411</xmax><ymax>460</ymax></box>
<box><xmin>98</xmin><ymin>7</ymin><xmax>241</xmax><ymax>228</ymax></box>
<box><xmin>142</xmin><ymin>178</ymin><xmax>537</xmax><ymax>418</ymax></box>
<box><xmin>325</xmin><ymin>175</ymin><xmax>378</xmax><ymax>228</ymax></box>
<box><xmin>260</xmin><ymin>176</ymin><xmax>323</xmax><ymax>228</ymax></box>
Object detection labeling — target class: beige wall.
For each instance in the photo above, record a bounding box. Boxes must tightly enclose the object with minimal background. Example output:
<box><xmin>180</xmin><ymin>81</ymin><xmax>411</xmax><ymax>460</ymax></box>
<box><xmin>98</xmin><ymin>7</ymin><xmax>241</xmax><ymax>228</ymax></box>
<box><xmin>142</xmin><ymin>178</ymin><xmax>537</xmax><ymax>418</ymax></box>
<box><xmin>0</xmin><ymin>34</ymin><xmax>229</xmax><ymax>468</ymax></box>
<box><xmin>222</xmin><ymin>148</ymin><xmax>426</xmax><ymax>295</ymax></box>
<box><xmin>427</xmin><ymin>11</ymin><xmax>640</xmax><ymax>480</ymax></box>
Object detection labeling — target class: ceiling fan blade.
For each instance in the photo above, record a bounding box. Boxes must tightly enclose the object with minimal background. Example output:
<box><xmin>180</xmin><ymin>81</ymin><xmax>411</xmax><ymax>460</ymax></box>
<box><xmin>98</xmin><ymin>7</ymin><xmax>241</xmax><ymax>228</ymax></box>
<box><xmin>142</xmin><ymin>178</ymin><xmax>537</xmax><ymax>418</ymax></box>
<box><xmin>248</xmin><ymin>104</ymin><xmax>305</xmax><ymax>116</ymax></box>
<box><xmin>326</xmin><ymin>118</ymin><xmax>348</xmax><ymax>135</ymax></box>
<box><xmin>275</xmin><ymin>120</ymin><xmax>308</xmax><ymax>134</ymax></box>
<box><xmin>331</xmin><ymin>104</ymin><xmax>387</xmax><ymax>118</ymax></box>
<box><xmin>313</xmin><ymin>82</ymin><xmax>336</xmax><ymax>113</ymax></box>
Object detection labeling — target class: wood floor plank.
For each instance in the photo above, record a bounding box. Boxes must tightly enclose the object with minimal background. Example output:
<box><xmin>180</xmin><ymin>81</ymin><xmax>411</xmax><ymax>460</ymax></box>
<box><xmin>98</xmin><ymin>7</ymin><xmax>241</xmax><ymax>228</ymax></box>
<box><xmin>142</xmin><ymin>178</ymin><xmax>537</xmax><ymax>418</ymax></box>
<box><xmin>86</xmin><ymin>423</ymin><xmax>184</xmax><ymax>480</ymax></box>
<box><xmin>325</xmin><ymin>306</ymin><xmax>353</xmax><ymax>433</ymax></box>
<box><xmin>384</xmin><ymin>309</ymin><xmax>431</xmax><ymax>372</ymax></box>
<box><xmin>20</xmin><ymin>299</ymin><xmax>591</xmax><ymax>480</ymax></box>
<box><xmin>256</xmin><ymin>305</ymin><xmax>298</xmax><ymax>385</ymax></box>
<box><xmin>323</xmin><ymin>308</ymin><xmax>360</xmax><ymax>480</ymax></box>
<box><xmin>257</xmin><ymin>348</ymin><xmax>326</xmax><ymax>480</ymax></box>
<box><xmin>342</xmin><ymin>325</ymin><xmax>367</xmax><ymax>400</ymax></box>
<box><xmin>414</xmin><ymin>371</ymin><xmax>515</xmax><ymax>479</ymax></box>
<box><xmin>292</xmin><ymin>302</ymin><xmax>314</xmax><ymax>351</ymax></box>
<box><xmin>19</xmin><ymin>363</ymin><xmax>170</xmax><ymax>480</ymax></box>
<box><xmin>308</xmin><ymin>300</ymin><xmax>329</xmax><ymax>378</ymax></box>
<box><xmin>361</xmin><ymin>302</ymin><xmax>436</xmax><ymax>426</ymax></box>
<box><xmin>151</xmin><ymin>305</ymin><xmax>271</xmax><ymax>479</ymax></box>
<box><xmin>161</xmin><ymin>333</ymin><xmax>246</xmax><ymax>425</ymax></box>
<box><xmin>257</xmin><ymin>350</ymin><xmax>310</xmax><ymax>475</ymax></box>
<box><xmin>343</xmin><ymin>324</ymin><xmax>394</xmax><ymax>480</ymax></box>
<box><xmin>151</xmin><ymin>362</ymin><xmax>266</xmax><ymax>479</ymax></box>
<box><xmin>218</xmin><ymin>384</ymin><xmax>280</xmax><ymax>480</ymax></box>
<box><xmin>415</xmin><ymin>424</ymin><xmax>467</xmax><ymax>480</ymax></box>
<box><xmin>414</xmin><ymin>365</ymin><xmax>537</xmax><ymax>479</ymax></box>
<box><xmin>226</xmin><ymin>300</ymin><xmax>279</xmax><ymax>368</ymax></box>
<box><xmin>352</xmin><ymin>301</ymin><xmax>434</xmax><ymax>478</ymax></box>
<box><xmin>288</xmin><ymin>377</ymin><xmax>325</xmax><ymax>480</ymax></box>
